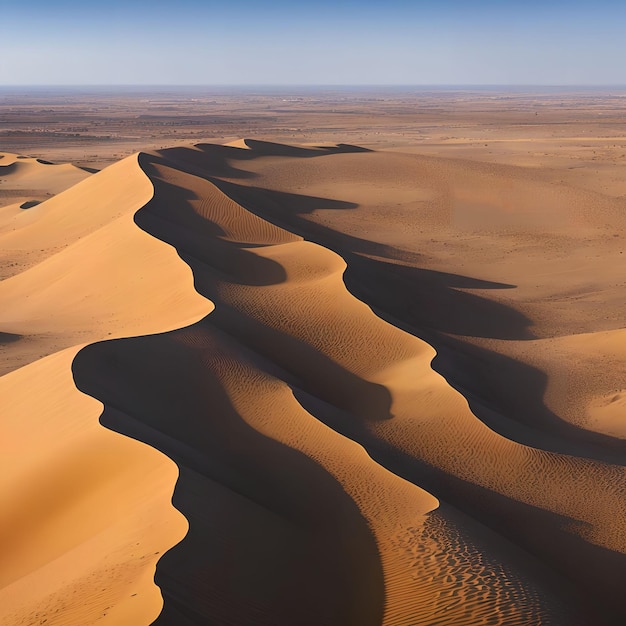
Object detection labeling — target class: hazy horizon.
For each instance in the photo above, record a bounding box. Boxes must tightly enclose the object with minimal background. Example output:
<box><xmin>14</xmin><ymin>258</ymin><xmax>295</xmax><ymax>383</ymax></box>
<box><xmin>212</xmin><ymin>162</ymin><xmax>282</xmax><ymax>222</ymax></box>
<box><xmin>2</xmin><ymin>84</ymin><xmax>626</xmax><ymax>91</ymax></box>
<box><xmin>2</xmin><ymin>1</ymin><xmax>626</xmax><ymax>86</ymax></box>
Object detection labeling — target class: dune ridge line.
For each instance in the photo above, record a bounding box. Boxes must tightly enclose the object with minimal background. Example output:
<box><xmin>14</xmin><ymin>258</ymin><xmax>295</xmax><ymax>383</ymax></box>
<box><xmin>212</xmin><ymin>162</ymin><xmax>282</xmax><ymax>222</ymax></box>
<box><xmin>2</xmin><ymin>140</ymin><xmax>624</xmax><ymax>624</ymax></box>
<box><xmin>81</xmin><ymin>142</ymin><xmax>599</xmax><ymax>624</ymax></box>
<box><xmin>0</xmin><ymin>153</ymin><xmax>212</xmax><ymax>625</ymax></box>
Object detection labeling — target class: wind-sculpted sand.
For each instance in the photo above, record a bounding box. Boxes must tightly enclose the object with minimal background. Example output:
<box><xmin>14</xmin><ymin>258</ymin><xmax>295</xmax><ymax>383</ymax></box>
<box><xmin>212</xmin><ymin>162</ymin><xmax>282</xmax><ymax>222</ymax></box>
<box><xmin>2</xmin><ymin>138</ymin><xmax>625</xmax><ymax>625</ymax></box>
<box><xmin>0</xmin><ymin>155</ymin><xmax>211</xmax><ymax>624</ymax></box>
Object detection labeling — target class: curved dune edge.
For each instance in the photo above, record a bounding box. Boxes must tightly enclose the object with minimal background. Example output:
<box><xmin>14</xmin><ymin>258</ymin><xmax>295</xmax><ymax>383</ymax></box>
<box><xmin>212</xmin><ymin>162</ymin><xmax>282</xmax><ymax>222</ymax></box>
<box><xmin>224</xmin><ymin>138</ymin><xmax>252</xmax><ymax>150</ymax></box>
<box><xmin>130</xmin><ymin>141</ymin><xmax>624</xmax><ymax>622</ymax></box>
<box><xmin>0</xmin><ymin>153</ymin><xmax>152</xmax><ymax>282</ymax></box>
<box><xmin>539</xmin><ymin>328</ymin><xmax>626</xmax><ymax>439</ymax></box>
<box><xmin>0</xmin><ymin>152</ymin><xmax>92</xmax><ymax>218</ymax></box>
<box><xmin>1</xmin><ymin>141</ymin><xmax>621</xmax><ymax>624</ymax></box>
<box><xmin>0</xmin><ymin>155</ymin><xmax>212</xmax><ymax>624</ymax></box>
<box><xmin>0</xmin><ymin>154</ymin><xmax>214</xmax><ymax>374</ymax></box>
<box><xmin>71</xmin><ymin>146</ymin><xmax>593</xmax><ymax>624</ymax></box>
<box><xmin>439</xmin><ymin>328</ymin><xmax>626</xmax><ymax>444</ymax></box>
<box><xmin>0</xmin><ymin>347</ymin><xmax>186</xmax><ymax>625</ymax></box>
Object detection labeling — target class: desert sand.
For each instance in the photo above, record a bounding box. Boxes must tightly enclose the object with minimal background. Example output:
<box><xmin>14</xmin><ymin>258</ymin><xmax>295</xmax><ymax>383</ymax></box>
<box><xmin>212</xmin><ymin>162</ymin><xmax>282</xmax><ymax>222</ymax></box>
<box><xmin>2</xmin><ymin>89</ymin><xmax>626</xmax><ymax>625</ymax></box>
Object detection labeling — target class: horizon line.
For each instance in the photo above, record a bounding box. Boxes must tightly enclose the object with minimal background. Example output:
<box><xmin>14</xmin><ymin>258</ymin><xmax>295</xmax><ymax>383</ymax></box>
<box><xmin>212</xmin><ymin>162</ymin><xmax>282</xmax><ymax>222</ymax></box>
<box><xmin>3</xmin><ymin>83</ymin><xmax>626</xmax><ymax>89</ymax></box>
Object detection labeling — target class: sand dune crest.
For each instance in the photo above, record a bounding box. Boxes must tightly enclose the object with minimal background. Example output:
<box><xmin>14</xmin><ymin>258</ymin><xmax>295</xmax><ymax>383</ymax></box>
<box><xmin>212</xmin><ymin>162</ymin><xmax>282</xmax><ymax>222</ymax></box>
<box><xmin>1</xmin><ymin>153</ymin><xmax>212</xmax><ymax>624</ymax></box>
<box><xmin>2</xmin><ymin>138</ymin><xmax>625</xmax><ymax>625</ymax></box>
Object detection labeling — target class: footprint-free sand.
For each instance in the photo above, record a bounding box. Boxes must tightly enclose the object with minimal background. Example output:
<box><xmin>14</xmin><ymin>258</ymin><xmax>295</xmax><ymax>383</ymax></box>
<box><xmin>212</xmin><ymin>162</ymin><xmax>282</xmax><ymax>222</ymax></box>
<box><xmin>2</xmin><ymin>113</ymin><xmax>626</xmax><ymax>625</ymax></box>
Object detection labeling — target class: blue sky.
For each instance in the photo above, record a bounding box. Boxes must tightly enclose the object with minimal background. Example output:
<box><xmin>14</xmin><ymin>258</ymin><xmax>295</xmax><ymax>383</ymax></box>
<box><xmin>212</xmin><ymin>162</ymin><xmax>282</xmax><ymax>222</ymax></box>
<box><xmin>1</xmin><ymin>1</ymin><xmax>625</xmax><ymax>85</ymax></box>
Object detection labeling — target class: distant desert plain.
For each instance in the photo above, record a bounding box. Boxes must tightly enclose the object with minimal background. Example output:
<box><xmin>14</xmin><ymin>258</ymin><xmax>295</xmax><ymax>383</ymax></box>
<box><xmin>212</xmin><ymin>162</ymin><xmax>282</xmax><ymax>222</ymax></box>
<box><xmin>2</xmin><ymin>86</ymin><xmax>626</xmax><ymax>625</ymax></box>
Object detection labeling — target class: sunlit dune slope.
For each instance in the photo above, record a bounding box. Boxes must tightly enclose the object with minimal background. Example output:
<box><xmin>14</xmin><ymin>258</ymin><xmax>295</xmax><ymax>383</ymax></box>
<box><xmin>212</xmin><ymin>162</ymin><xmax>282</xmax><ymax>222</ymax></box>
<box><xmin>2</xmin><ymin>140</ymin><xmax>625</xmax><ymax>625</ymax></box>
<box><xmin>0</xmin><ymin>154</ymin><xmax>211</xmax><ymax>375</ymax></box>
<box><xmin>0</xmin><ymin>153</ymin><xmax>91</xmax><ymax>197</ymax></box>
<box><xmin>0</xmin><ymin>154</ymin><xmax>211</xmax><ymax>625</ymax></box>
<box><xmin>141</xmin><ymin>139</ymin><xmax>626</xmax><ymax>622</ymax></box>
<box><xmin>1</xmin><ymin>154</ymin><xmax>148</xmax><ymax>278</ymax></box>
<box><xmin>0</xmin><ymin>153</ymin><xmax>92</xmax><ymax>229</ymax></box>
<box><xmin>72</xmin><ymin>146</ymin><xmax>594</xmax><ymax>625</ymax></box>
<box><xmin>0</xmin><ymin>349</ymin><xmax>186</xmax><ymax>626</ymax></box>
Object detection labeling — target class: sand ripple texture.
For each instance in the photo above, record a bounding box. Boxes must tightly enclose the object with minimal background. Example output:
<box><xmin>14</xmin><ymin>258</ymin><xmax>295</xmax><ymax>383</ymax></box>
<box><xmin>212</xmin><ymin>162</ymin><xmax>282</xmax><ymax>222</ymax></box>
<box><xmin>2</xmin><ymin>140</ymin><xmax>625</xmax><ymax>625</ymax></box>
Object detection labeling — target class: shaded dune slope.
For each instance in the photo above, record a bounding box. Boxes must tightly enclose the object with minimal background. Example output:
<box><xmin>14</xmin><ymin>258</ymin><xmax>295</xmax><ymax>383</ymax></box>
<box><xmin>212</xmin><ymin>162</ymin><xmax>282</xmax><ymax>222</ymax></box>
<box><xmin>1</xmin><ymin>349</ymin><xmax>187</xmax><ymax>626</ymax></box>
<box><xmin>120</xmin><ymin>141</ymin><xmax>624</xmax><ymax>623</ymax></box>
<box><xmin>75</xmin><ymin>146</ymin><xmax>604</xmax><ymax>624</ymax></box>
<box><xmin>3</xmin><ymin>141</ymin><xmax>625</xmax><ymax>625</ymax></box>
<box><xmin>0</xmin><ymin>155</ymin><xmax>211</xmax><ymax>625</ymax></box>
<box><xmin>159</xmin><ymin>142</ymin><xmax>626</xmax><ymax>456</ymax></box>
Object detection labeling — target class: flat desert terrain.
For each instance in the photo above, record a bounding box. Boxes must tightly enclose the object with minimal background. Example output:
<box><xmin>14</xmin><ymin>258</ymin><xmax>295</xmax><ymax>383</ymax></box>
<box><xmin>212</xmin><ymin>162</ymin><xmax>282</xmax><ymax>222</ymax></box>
<box><xmin>2</xmin><ymin>87</ymin><xmax>626</xmax><ymax>625</ymax></box>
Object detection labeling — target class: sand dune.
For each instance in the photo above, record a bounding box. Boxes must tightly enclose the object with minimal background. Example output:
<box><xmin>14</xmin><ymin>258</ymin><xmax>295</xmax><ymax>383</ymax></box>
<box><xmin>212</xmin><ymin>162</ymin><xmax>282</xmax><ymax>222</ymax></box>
<box><xmin>0</xmin><ymin>348</ymin><xmax>187</xmax><ymax>625</ymax></box>
<box><xmin>2</xmin><ymin>140</ymin><xmax>626</xmax><ymax>624</ymax></box>
<box><xmin>0</xmin><ymin>154</ymin><xmax>210</xmax><ymax>375</ymax></box>
<box><xmin>0</xmin><ymin>152</ymin><xmax>92</xmax><ymax>224</ymax></box>
<box><xmin>0</xmin><ymin>154</ymin><xmax>211</xmax><ymax>624</ymax></box>
<box><xmin>0</xmin><ymin>153</ymin><xmax>90</xmax><ymax>194</ymax></box>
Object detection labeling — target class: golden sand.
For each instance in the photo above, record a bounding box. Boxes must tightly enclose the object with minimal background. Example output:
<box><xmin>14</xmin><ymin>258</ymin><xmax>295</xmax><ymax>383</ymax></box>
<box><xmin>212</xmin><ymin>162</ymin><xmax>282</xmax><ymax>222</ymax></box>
<box><xmin>2</xmin><ymin>138</ymin><xmax>625</xmax><ymax>625</ymax></box>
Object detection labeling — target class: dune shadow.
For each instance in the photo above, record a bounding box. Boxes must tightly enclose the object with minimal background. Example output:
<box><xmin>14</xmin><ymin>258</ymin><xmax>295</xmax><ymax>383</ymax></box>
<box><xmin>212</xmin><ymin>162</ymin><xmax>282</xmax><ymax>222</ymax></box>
<box><xmin>344</xmin><ymin>257</ymin><xmax>532</xmax><ymax>340</ymax></box>
<box><xmin>203</xmin><ymin>305</ymin><xmax>394</xmax><ymax>422</ymax></box>
<box><xmin>150</xmin><ymin>144</ymin><xmax>259</xmax><ymax>180</ymax></box>
<box><xmin>208</xmin><ymin>178</ymin><xmax>422</xmax><ymax>264</ymax></box>
<box><xmin>217</xmin><ymin>180</ymin><xmax>361</xmax><ymax>216</ymax></box>
<box><xmin>135</xmin><ymin>156</ymin><xmax>288</xmax><ymax>287</ymax></box>
<box><xmin>428</xmin><ymin>333</ymin><xmax>626</xmax><ymax>463</ymax></box>
<box><xmin>0</xmin><ymin>331</ymin><xmax>21</xmax><ymax>344</ymax></box>
<box><xmin>20</xmin><ymin>200</ymin><xmax>41</xmax><ymax>209</ymax></box>
<box><xmin>348</xmin><ymin>271</ymin><xmax>626</xmax><ymax>462</ymax></box>
<box><xmin>134</xmin><ymin>153</ymin><xmax>394</xmax><ymax>422</ymax></box>
<box><xmin>238</xmin><ymin>139</ymin><xmax>372</xmax><ymax>157</ymax></box>
<box><xmin>292</xmin><ymin>387</ymin><xmax>626</xmax><ymax>626</ymax></box>
<box><xmin>72</xmin><ymin>326</ymin><xmax>385</xmax><ymax>626</ymax></box>
<box><xmin>204</xmin><ymin>177</ymin><xmax>533</xmax><ymax>339</ymax></box>
<box><xmin>152</xmin><ymin>140</ymin><xmax>371</xmax><ymax>181</ymax></box>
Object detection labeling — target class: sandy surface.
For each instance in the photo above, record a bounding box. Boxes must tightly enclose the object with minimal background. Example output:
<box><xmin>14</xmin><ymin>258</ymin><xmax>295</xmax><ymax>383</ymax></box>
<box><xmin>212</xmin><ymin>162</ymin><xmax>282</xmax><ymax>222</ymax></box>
<box><xmin>2</xmin><ymin>89</ymin><xmax>626</xmax><ymax>625</ymax></box>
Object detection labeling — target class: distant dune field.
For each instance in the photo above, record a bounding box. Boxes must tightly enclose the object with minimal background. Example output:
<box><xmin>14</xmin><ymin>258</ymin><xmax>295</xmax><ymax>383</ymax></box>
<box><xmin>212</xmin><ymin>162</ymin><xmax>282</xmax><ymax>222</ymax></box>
<box><xmin>1</xmin><ymin>138</ymin><xmax>625</xmax><ymax>625</ymax></box>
